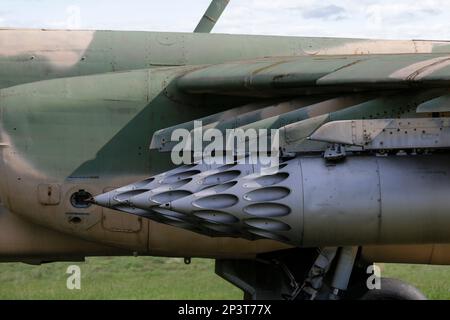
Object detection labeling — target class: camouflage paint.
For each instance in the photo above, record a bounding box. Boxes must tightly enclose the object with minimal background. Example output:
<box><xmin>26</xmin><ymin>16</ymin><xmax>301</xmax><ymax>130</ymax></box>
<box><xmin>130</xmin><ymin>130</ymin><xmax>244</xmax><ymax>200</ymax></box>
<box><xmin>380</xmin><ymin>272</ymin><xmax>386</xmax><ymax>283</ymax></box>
<box><xmin>2</xmin><ymin>29</ymin><xmax>450</xmax><ymax>262</ymax></box>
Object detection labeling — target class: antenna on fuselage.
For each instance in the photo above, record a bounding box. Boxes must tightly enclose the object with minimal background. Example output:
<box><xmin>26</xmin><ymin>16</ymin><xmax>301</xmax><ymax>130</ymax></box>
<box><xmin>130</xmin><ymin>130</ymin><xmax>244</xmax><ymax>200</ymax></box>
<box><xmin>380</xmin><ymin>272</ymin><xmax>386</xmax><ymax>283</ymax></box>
<box><xmin>194</xmin><ymin>0</ymin><xmax>230</xmax><ymax>33</ymax></box>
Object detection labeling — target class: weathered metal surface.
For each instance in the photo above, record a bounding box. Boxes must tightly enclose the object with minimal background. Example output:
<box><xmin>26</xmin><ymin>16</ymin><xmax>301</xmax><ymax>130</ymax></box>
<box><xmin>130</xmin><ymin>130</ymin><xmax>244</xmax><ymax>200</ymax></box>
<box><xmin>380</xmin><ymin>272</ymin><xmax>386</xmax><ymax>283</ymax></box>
<box><xmin>279</xmin><ymin>90</ymin><xmax>447</xmax><ymax>152</ymax></box>
<box><xmin>417</xmin><ymin>94</ymin><xmax>450</xmax><ymax>113</ymax></box>
<box><xmin>95</xmin><ymin>154</ymin><xmax>450</xmax><ymax>248</ymax></box>
<box><xmin>173</xmin><ymin>95</ymin><xmax>378</xmax><ymax>154</ymax></box>
<box><xmin>93</xmin><ymin>162</ymin><xmax>217</xmax><ymax>209</ymax></box>
<box><xmin>239</xmin><ymin>94</ymin><xmax>376</xmax><ymax>132</ymax></box>
<box><xmin>300</xmin><ymin>248</ymin><xmax>338</xmax><ymax>300</ymax></box>
<box><xmin>330</xmin><ymin>247</ymin><xmax>359</xmax><ymax>294</ymax></box>
<box><xmin>97</xmin><ymin>161</ymin><xmax>264</xmax><ymax>238</ymax></box>
<box><xmin>194</xmin><ymin>0</ymin><xmax>230</xmax><ymax>33</ymax></box>
<box><xmin>150</xmin><ymin>101</ymin><xmax>274</xmax><ymax>152</ymax></box>
<box><xmin>0</xmin><ymin>65</ymin><xmax>290</xmax><ymax>258</ymax></box>
<box><xmin>189</xmin><ymin>97</ymin><xmax>325</xmax><ymax>138</ymax></box>
<box><xmin>127</xmin><ymin>162</ymin><xmax>260</xmax><ymax>211</ymax></box>
<box><xmin>0</xmin><ymin>204</ymin><xmax>129</xmax><ymax>263</ymax></box>
<box><xmin>4</xmin><ymin>58</ymin><xmax>449</xmax><ymax>257</ymax></box>
<box><xmin>309</xmin><ymin>118</ymin><xmax>450</xmax><ymax>150</ymax></box>
<box><xmin>177</xmin><ymin>54</ymin><xmax>450</xmax><ymax>97</ymax></box>
<box><xmin>2</xmin><ymin>29</ymin><xmax>450</xmax><ymax>90</ymax></box>
<box><xmin>4</xmin><ymin>18</ymin><xmax>450</xmax><ymax>265</ymax></box>
<box><xmin>173</xmin><ymin>97</ymin><xmax>330</xmax><ymax>153</ymax></box>
<box><xmin>361</xmin><ymin>245</ymin><xmax>450</xmax><ymax>265</ymax></box>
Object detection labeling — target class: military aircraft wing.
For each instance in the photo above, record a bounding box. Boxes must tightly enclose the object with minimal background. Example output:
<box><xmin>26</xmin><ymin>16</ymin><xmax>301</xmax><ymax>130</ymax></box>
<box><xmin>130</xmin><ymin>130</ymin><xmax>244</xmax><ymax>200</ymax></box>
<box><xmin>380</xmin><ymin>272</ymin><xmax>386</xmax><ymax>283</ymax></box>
<box><xmin>177</xmin><ymin>54</ymin><xmax>450</xmax><ymax>97</ymax></box>
<box><xmin>93</xmin><ymin>52</ymin><xmax>450</xmax><ymax>249</ymax></box>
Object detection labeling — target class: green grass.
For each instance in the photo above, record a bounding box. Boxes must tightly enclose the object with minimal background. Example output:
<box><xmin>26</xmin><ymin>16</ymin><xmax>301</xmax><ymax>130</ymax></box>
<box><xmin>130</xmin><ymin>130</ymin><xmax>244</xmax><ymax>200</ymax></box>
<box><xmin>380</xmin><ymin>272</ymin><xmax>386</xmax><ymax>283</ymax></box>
<box><xmin>0</xmin><ymin>257</ymin><xmax>241</xmax><ymax>300</ymax></box>
<box><xmin>382</xmin><ymin>264</ymin><xmax>450</xmax><ymax>300</ymax></box>
<box><xmin>0</xmin><ymin>257</ymin><xmax>449</xmax><ymax>300</ymax></box>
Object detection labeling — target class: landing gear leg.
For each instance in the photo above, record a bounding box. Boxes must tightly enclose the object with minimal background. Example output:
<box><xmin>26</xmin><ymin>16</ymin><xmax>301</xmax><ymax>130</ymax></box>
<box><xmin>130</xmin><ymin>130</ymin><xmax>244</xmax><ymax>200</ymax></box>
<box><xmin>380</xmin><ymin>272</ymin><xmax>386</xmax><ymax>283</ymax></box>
<box><xmin>215</xmin><ymin>249</ymin><xmax>318</xmax><ymax>300</ymax></box>
<box><xmin>215</xmin><ymin>248</ymin><xmax>427</xmax><ymax>300</ymax></box>
<box><xmin>328</xmin><ymin>247</ymin><xmax>359</xmax><ymax>300</ymax></box>
<box><xmin>295</xmin><ymin>247</ymin><xmax>338</xmax><ymax>300</ymax></box>
<box><xmin>215</xmin><ymin>259</ymin><xmax>295</xmax><ymax>300</ymax></box>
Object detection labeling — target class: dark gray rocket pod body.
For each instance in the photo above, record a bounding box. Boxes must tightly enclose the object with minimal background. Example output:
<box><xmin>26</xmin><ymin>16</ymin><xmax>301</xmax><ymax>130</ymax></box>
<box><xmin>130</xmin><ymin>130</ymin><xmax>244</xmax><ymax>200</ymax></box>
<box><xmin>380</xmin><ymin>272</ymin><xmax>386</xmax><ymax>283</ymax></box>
<box><xmin>95</xmin><ymin>154</ymin><xmax>450</xmax><ymax>247</ymax></box>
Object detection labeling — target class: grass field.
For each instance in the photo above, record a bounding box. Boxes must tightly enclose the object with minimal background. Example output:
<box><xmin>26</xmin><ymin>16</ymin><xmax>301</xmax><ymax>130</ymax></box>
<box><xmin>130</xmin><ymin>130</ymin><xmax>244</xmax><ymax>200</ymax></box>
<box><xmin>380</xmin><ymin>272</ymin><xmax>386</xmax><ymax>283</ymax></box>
<box><xmin>0</xmin><ymin>257</ymin><xmax>449</xmax><ymax>300</ymax></box>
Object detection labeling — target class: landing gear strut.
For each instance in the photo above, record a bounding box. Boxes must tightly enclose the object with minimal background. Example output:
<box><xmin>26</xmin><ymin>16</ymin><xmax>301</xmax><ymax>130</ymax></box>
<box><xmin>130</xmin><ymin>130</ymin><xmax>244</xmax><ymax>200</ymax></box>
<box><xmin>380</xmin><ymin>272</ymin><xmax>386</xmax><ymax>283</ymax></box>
<box><xmin>215</xmin><ymin>248</ymin><xmax>427</xmax><ymax>300</ymax></box>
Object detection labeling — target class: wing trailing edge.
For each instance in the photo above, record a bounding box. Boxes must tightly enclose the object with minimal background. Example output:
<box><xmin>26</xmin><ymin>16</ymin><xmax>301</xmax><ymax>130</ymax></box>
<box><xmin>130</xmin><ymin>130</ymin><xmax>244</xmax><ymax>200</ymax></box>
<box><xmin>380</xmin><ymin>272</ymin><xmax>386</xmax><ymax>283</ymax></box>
<box><xmin>176</xmin><ymin>54</ymin><xmax>450</xmax><ymax>97</ymax></box>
